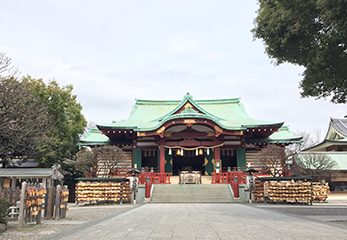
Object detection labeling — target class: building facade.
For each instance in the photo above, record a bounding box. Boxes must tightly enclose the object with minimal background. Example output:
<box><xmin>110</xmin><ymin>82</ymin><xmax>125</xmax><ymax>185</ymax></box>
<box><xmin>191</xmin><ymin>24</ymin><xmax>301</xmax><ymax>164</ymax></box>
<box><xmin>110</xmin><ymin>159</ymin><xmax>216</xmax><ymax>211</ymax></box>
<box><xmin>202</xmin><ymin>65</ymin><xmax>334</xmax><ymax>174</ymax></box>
<box><xmin>80</xmin><ymin>93</ymin><xmax>301</xmax><ymax>175</ymax></box>
<box><xmin>303</xmin><ymin>117</ymin><xmax>347</xmax><ymax>191</ymax></box>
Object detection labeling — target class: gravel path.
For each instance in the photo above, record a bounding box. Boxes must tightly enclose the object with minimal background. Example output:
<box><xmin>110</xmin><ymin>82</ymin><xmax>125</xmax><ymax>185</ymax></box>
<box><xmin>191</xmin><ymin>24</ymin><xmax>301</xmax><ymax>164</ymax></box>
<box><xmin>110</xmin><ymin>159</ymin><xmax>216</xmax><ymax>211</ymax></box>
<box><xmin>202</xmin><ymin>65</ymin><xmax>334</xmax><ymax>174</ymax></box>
<box><xmin>0</xmin><ymin>203</ymin><xmax>136</xmax><ymax>240</ymax></box>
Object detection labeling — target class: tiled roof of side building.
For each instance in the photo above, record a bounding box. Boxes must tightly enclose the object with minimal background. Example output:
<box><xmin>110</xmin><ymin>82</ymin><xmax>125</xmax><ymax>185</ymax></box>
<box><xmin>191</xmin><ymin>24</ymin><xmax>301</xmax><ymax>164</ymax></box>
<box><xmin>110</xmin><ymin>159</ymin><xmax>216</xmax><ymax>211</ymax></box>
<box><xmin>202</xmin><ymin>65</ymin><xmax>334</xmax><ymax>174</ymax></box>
<box><xmin>246</xmin><ymin>126</ymin><xmax>302</xmax><ymax>144</ymax></box>
<box><xmin>330</xmin><ymin>118</ymin><xmax>347</xmax><ymax>138</ymax></box>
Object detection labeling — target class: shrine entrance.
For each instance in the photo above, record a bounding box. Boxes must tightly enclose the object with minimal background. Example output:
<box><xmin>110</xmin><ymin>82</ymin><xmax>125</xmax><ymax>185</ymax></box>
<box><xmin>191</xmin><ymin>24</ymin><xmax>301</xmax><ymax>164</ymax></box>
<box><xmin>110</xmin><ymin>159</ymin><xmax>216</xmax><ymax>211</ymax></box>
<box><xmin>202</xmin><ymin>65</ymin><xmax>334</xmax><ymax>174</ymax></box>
<box><xmin>172</xmin><ymin>154</ymin><xmax>204</xmax><ymax>175</ymax></box>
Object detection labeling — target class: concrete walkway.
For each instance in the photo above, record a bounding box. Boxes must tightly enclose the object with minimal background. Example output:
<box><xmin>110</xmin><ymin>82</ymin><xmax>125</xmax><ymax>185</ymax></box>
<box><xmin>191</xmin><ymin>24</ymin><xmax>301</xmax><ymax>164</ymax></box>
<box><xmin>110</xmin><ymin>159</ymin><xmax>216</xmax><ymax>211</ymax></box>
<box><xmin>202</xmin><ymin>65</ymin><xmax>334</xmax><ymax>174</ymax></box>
<box><xmin>41</xmin><ymin>203</ymin><xmax>347</xmax><ymax>240</ymax></box>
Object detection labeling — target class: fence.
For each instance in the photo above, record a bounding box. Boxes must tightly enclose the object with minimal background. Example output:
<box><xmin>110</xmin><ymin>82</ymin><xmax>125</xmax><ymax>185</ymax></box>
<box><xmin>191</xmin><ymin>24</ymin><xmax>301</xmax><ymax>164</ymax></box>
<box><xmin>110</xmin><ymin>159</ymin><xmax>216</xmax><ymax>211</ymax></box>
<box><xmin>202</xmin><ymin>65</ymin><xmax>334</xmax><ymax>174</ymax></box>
<box><xmin>138</xmin><ymin>172</ymin><xmax>171</xmax><ymax>184</ymax></box>
<box><xmin>0</xmin><ymin>187</ymin><xmax>21</xmax><ymax>206</ymax></box>
<box><xmin>43</xmin><ymin>184</ymin><xmax>69</xmax><ymax>220</ymax></box>
<box><xmin>1</xmin><ymin>182</ymin><xmax>69</xmax><ymax>229</ymax></box>
<box><xmin>21</xmin><ymin>182</ymin><xmax>46</xmax><ymax>226</ymax></box>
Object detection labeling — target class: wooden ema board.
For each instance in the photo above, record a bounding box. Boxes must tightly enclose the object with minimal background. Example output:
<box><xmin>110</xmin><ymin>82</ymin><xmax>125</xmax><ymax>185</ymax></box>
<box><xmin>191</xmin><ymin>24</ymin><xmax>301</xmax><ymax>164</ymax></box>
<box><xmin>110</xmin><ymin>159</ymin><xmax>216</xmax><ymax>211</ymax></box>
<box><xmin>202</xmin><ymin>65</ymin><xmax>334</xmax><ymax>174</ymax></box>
<box><xmin>75</xmin><ymin>182</ymin><xmax>131</xmax><ymax>203</ymax></box>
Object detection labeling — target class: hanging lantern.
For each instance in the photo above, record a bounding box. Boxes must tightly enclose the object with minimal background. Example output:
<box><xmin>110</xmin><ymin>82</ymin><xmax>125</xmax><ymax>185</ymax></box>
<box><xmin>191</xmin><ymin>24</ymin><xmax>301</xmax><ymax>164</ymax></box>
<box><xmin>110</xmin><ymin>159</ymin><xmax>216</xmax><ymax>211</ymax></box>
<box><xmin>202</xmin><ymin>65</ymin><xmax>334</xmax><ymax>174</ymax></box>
<box><xmin>169</xmin><ymin>148</ymin><xmax>172</xmax><ymax>155</ymax></box>
<box><xmin>196</xmin><ymin>149</ymin><xmax>199</xmax><ymax>156</ymax></box>
<box><xmin>207</xmin><ymin>148</ymin><xmax>210</xmax><ymax>155</ymax></box>
<box><xmin>176</xmin><ymin>149</ymin><xmax>181</xmax><ymax>156</ymax></box>
<box><xmin>181</xmin><ymin>149</ymin><xmax>184</xmax><ymax>156</ymax></box>
<box><xmin>199</xmin><ymin>149</ymin><xmax>203</xmax><ymax>155</ymax></box>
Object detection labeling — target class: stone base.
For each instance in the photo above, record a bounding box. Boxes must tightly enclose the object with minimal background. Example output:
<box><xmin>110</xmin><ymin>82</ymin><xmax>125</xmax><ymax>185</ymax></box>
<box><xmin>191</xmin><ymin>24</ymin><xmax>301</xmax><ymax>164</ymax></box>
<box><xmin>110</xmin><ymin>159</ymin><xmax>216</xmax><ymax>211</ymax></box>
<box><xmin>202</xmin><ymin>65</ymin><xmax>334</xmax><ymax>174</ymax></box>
<box><xmin>0</xmin><ymin>223</ymin><xmax>7</xmax><ymax>233</ymax></box>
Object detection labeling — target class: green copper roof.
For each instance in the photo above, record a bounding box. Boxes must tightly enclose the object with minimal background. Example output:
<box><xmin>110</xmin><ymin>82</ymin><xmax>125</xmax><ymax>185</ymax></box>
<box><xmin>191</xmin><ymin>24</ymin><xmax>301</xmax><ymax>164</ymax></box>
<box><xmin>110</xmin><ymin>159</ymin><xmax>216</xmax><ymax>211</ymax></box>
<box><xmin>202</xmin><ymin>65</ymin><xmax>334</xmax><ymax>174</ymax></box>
<box><xmin>98</xmin><ymin>93</ymin><xmax>284</xmax><ymax>131</ymax></box>
<box><xmin>79</xmin><ymin>128</ymin><xmax>132</xmax><ymax>146</ymax></box>
<box><xmin>79</xmin><ymin>128</ymin><xmax>111</xmax><ymax>146</ymax></box>
<box><xmin>246</xmin><ymin>126</ymin><xmax>302</xmax><ymax>144</ymax></box>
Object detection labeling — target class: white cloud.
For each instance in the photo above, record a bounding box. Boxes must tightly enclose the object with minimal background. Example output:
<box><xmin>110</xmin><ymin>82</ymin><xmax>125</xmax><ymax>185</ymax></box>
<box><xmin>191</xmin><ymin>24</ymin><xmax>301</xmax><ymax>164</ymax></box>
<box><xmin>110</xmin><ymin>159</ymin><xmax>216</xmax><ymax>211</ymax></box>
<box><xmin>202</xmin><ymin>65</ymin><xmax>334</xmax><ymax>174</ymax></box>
<box><xmin>0</xmin><ymin>0</ymin><xmax>345</xmax><ymax>136</ymax></box>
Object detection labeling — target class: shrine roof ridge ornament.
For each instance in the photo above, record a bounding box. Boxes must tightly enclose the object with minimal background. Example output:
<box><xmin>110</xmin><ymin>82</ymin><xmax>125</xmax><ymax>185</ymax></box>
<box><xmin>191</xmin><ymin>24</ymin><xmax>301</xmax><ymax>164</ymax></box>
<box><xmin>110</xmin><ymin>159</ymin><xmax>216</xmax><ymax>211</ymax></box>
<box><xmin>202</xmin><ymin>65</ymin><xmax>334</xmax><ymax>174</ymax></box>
<box><xmin>152</xmin><ymin>92</ymin><xmax>226</xmax><ymax>123</ymax></box>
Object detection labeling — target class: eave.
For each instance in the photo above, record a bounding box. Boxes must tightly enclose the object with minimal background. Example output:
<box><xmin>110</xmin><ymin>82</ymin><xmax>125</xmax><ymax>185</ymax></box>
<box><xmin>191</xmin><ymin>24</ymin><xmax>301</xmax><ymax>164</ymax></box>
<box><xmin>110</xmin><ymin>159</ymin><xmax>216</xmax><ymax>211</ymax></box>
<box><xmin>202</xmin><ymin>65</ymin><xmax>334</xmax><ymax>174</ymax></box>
<box><xmin>303</xmin><ymin>139</ymin><xmax>347</xmax><ymax>152</ymax></box>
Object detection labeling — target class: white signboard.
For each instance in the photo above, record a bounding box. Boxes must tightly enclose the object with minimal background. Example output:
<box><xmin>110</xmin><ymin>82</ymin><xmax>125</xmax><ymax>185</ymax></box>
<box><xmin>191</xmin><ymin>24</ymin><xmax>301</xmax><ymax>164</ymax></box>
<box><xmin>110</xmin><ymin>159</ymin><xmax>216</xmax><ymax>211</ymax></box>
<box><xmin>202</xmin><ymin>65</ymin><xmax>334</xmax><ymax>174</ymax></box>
<box><xmin>129</xmin><ymin>177</ymin><xmax>139</xmax><ymax>192</ymax></box>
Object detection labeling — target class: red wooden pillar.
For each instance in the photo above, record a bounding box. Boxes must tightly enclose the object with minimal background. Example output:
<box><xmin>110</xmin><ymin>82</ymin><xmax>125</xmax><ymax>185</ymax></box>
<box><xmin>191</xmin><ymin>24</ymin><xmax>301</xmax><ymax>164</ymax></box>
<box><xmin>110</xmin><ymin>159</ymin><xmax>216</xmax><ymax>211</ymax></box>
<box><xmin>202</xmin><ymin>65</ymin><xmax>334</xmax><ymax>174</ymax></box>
<box><xmin>214</xmin><ymin>147</ymin><xmax>220</xmax><ymax>159</ymax></box>
<box><xmin>214</xmin><ymin>147</ymin><xmax>220</xmax><ymax>171</ymax></box>
<box><xmin>233</xmin><ymin>179</ymin><xmax>240</xmax><ymax>198</ymax></box>
<box><xmin>160</xmin><ymin>145</ymin><xmax>165</xmax><ymax>173</ymax></box>
<box><xmin>145</xmin><ymin>177</ymin><xmax>152</xmax><ymax>198</ymax></box>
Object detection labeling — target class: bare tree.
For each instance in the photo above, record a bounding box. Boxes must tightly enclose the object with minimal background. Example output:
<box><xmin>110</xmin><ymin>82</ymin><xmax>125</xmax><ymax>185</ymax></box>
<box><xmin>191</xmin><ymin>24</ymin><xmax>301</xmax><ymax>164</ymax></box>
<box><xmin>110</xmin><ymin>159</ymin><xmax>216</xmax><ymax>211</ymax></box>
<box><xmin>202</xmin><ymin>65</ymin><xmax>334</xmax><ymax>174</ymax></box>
<box><xmin>255</xmin><ymin>145</ymin><xmax>292</xmax><ymax>177</ymax></box>
<box><xmin>76</xmin><ymin>146</ymin><xmax>127</xmax><ymax>177</ymax></box>
<box><xmin>0</xmin><ymin>52</ymin><xmax>20</xmax><ymax>79</ymax></box>
<box><xmin>291</xmin><ymin>153</ymin><xmax>338</xmax><ymax>181</ymax></box>
<box><xmin>287</xmin><ymin>130</ymin><xmax>323</xmax><ymax>153</ymax></box>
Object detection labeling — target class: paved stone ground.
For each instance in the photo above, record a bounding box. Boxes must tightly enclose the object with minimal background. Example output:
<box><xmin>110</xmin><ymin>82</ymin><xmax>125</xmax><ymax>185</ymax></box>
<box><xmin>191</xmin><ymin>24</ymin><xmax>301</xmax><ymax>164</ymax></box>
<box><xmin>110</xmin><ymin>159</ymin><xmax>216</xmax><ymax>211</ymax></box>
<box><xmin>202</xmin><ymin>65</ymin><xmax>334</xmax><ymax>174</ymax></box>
<box><xmin>1</xmin><ymin>204</ymin><xmax>135</xmax><ymax>240</ymax></box>
<box><xmin>39</xmin><ymin>203</ymin><xmax>347</xmax><ymax>240</ymax></box>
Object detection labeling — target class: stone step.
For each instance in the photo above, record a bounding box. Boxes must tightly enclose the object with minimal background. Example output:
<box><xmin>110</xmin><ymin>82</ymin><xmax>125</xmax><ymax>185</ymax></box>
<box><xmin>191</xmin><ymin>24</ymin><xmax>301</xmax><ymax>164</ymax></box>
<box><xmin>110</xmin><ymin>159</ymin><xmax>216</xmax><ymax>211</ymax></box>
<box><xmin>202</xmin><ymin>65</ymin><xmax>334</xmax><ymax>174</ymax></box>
<box><xmin>150</xmin><ymin>184</ymin><xmax>236</xmax><ymax>203</ymax></box>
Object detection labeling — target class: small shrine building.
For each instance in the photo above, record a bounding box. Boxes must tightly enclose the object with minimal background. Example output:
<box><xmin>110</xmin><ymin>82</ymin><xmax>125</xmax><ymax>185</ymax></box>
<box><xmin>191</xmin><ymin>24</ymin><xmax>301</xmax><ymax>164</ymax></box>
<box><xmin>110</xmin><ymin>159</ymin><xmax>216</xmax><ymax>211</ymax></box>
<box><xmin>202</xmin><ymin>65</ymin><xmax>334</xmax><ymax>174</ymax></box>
<box><xmin>302</xmin><ymin>117</ymin><xmax>347</xmax><ymax>191</ymax></box>
<box><xmin>80</xmin><ymin>93</ymin><xmax>301</xmax><ymax>175</ymax></box>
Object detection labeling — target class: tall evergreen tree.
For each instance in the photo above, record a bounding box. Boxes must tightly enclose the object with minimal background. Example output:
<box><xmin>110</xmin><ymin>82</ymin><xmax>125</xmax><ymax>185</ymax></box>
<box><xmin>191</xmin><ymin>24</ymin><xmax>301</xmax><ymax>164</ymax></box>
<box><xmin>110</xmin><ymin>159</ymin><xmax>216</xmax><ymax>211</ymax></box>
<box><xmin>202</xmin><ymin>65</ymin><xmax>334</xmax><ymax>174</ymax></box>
<box><xmin>253</xmin><ymin>0</ymin><xmax>347</xmax><ymax>103</ymax></box>
<box><xmin>23</xmin><ymin>76</ymin><xmax>87</xmax><ymax>166</ymax></box>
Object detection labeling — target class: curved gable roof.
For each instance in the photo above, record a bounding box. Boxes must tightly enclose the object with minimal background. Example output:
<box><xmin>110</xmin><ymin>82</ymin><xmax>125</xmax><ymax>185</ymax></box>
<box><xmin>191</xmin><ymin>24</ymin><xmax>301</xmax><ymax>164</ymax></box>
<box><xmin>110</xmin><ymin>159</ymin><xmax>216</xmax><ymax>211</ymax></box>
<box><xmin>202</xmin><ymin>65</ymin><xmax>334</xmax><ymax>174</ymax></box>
<box><xmin>327</xmin><ymin>118</ymin><xmax>347</xmax><ymax>139</ymax></box>
<box><xmin>98</xmin><ymin>93</ymin><xmax>283</xmax><ymax>132</ymax></box>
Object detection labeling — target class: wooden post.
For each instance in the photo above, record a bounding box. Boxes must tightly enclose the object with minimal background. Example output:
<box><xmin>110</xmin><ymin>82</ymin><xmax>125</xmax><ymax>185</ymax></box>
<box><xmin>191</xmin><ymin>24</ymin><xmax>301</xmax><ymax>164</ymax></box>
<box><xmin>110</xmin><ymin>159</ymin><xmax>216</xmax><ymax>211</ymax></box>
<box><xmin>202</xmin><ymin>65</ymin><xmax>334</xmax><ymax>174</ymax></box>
<box><xmin>44</xmin><ymin>187</ymin><xmax>49</xmax><ymax>218</ymax></box>
<box><xmin>119</xmin><ymin>182</ymin><xmax>123</xmax><ymax>205</ymax></box>
<box><xmin>18</xmin><ymin>181</ymin><xmax>27</xmax><ymax>229</ymax></box>
<box><xmin>15</xmin><ymin>187</ymin><xmax>20</xmax><ymax>205</ymax></box>
<box><xmin>11</xmin><ymin>178</ymin><xmax>16</xmax><ymax>188</ymax></box>
<box><xmin>46</xmin><ymin>186</ymin><xmax>54</xmax><ymax>219</ymax></box>
<box><xmin>36</xmin><ymin>183</ymin><xmax>43</xmax><ymax>224</ymax></box>
<box><xmin>61</xmin><ymin>185</ymin><xmax>68</xmax><ymax>218</ymax></box>
<box><xmin>55</xmin><ymin>185</ymin><xmax>61</xmax><ymax>220</ymax></box>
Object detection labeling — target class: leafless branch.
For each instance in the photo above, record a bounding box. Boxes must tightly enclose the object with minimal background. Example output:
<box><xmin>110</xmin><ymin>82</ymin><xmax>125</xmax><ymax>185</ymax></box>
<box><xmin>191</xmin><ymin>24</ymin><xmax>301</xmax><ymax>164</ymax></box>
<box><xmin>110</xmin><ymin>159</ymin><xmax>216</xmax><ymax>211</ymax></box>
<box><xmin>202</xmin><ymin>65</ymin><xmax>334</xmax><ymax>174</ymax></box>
<box><xmin>0</xmin><ymin>52</ymin><xmax>20</xmax><ymax>79</ymax></box>
<box><xmin>255</xmin><ymin>145</ymin><xmax>291</xmax><ymax>177</ymax></box>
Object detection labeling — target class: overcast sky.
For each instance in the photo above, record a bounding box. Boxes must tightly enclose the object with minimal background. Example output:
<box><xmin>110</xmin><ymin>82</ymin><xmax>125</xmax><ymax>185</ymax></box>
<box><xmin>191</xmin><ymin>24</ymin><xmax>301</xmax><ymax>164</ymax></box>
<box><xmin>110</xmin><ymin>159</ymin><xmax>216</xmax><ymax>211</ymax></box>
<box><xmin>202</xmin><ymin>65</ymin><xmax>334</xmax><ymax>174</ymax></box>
<box><xmin>1</xmin><ymin>1</ymin><xmax>345</xmax><ymax>138</ymax></box>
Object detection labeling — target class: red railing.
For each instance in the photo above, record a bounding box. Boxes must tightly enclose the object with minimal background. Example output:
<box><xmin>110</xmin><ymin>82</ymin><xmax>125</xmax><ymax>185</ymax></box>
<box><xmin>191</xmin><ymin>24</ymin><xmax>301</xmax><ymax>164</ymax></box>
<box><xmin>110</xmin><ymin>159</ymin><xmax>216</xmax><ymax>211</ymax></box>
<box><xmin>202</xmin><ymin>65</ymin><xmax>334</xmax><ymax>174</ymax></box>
<box><xmin>140</xmin><ymin>172</ymin><xmax>171</xmax><ymax>199</ymax></box>
<box><xmin>85</xmin><ymin>168</ymin><xmax>170</xmax><ymax>184</ymax></box>
<box><xmin>211</xmin><ymin>168</ymin><xmax>272</xmax><ymax>198</ymax></box>
<box><xmin>138</xmin><ymin>172</ymin><xmax>171</xmax><ymax>184</ymax></box>
<box><xmin>211</xmin><ymin>171</ymin><xmax>248</xmax><ymax>184</ymax></box>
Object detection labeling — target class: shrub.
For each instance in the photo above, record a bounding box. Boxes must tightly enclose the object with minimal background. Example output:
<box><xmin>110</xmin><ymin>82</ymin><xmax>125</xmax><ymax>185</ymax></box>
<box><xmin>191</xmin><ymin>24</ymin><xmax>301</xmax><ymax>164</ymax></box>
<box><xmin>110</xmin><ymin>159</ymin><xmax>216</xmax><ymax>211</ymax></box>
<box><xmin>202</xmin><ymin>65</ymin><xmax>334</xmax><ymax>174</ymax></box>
<box><xmin>0</xmin><ymin>197</ymin><xmax>11</xmax><ymax>224</ymax></box>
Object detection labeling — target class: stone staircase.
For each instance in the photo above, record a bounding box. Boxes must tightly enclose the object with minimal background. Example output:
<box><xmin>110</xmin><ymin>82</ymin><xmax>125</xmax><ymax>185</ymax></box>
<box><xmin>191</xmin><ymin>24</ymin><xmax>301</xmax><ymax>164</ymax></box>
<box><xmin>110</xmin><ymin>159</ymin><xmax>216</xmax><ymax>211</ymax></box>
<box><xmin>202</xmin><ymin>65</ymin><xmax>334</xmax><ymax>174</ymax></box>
<box><xmin>150</xmin><ymin>184</ymin><xmax>236</xmax><ymax>203</ymax></box>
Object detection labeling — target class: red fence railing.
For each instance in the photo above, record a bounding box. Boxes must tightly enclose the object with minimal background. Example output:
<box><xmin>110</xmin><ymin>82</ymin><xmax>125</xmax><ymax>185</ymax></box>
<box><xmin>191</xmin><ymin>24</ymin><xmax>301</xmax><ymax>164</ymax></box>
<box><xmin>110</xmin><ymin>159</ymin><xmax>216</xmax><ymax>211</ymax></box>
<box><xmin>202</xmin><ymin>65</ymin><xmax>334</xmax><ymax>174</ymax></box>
<box><xmin>138</xmin><ymin>172</ymin><xmax>171</xmax><ymax>184</ymax></box>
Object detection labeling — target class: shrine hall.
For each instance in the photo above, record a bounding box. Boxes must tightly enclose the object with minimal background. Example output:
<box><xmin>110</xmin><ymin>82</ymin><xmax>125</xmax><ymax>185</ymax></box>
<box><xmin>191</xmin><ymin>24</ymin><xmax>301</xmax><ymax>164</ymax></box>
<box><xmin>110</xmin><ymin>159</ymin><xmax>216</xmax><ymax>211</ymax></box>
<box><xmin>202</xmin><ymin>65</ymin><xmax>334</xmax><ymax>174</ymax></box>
<box><xmin>80</xmin><ymin>93</ymin><xmax>301</xmax><ymax>175</ymax></box>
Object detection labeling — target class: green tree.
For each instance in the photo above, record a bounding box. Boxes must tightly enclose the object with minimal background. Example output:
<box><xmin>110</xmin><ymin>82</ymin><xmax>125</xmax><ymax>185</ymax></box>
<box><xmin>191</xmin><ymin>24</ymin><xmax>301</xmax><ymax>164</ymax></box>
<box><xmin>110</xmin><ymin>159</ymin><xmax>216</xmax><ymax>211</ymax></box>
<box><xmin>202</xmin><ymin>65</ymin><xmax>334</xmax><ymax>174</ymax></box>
<box><xmin>22</xmin><ymin>76</ymin><xmax>87</xmax><ymax>166</ymax></box>
<box><xmin>0</xmin><ymin>51</ymin><xmax>53</xmax><ymax>167</ymax></box>
<box><xmin>0</xmin><ymin>77</ymin><xmax>53</xmax><ymax>167</ymax></box>
<box><xmin>252</xmin><ymin>0</ymin><xmax>347</xmax><ymax>103</ymax></box>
